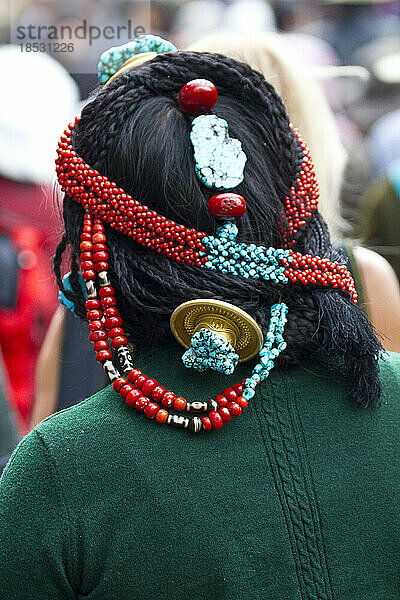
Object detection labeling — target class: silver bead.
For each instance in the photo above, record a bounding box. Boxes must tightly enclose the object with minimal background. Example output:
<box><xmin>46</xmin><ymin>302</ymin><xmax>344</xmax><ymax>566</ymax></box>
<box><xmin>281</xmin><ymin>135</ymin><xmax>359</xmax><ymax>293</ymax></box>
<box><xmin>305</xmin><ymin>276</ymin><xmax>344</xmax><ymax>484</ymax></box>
<box><xmin>117</xmin><ymin>346</ymin><xmax>134</xmax><ymax>373</ymax></box>
<box><xmin>98</xmin><ymin>271</ymin><xmax>110</xmax><ymax>287</ymax></box>
<box><xmin>186</xmin><ymin>401</ymin><xmax>208</xmax><ymax>413</ymax></box>
<box><xmin>167</xmin><ymin>415</ymin><xmax>189</xmax><ymax>429</ymax></box>
<box><xmin>85</xmin><ymin>280</ymin><xmax>97</xmax><ymax>298</ymax></box>
<box><xmin>103</xmin><ymin>360</ymin><xmax>121</xmax><ymax>382</ymax></box>
<box><xmin>189</xmin><ymin>417</ymin><xmax>203</xmax><ymax>433</ymax></box>
<box><xmin>208</xmin><ymin>399</ymin><xmax>218</xmax><ymax>412</ymax></box>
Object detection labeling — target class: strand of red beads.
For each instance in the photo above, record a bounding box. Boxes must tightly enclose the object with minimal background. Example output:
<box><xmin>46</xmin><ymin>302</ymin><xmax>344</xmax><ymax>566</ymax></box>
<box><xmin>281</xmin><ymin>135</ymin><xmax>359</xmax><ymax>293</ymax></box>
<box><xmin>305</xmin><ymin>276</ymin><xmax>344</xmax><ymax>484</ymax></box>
<box><xmin>80</xmin><ymin>212</ymin><xmax>252</xmax><ymax>434</ymax></box>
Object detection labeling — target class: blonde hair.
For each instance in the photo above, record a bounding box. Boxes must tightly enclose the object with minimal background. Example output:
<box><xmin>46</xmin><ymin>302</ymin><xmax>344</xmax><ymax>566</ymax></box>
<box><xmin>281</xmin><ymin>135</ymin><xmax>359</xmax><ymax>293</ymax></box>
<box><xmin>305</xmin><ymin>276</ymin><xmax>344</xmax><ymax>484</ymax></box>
<box><xmin>189</xmin><ymin>32</ymin><xmax>347</xmax><ymax>240</ymax></box>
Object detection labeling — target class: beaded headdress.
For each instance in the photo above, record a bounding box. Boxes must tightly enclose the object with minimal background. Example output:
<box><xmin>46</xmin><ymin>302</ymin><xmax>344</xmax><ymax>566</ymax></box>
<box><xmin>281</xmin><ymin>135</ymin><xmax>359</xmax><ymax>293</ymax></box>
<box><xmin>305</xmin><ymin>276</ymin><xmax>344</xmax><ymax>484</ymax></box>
<box><xmin>56</xmin><ymin>36</ymin><xmax>357</xmax><ymax>434</ymax></box>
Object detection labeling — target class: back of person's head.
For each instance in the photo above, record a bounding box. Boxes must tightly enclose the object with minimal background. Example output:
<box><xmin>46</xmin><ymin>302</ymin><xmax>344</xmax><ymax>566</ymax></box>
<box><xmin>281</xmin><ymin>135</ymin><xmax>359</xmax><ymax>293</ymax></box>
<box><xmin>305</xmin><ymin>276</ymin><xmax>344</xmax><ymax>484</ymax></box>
<box><xmin>189</xmin><ymin>32</ymin><xmax>347</xmax><ymax>241</ymax></box>
<box><xmin>55</xmin><ymin>48</ymin><xmax>381</xmax><ymax>407</ymax></box>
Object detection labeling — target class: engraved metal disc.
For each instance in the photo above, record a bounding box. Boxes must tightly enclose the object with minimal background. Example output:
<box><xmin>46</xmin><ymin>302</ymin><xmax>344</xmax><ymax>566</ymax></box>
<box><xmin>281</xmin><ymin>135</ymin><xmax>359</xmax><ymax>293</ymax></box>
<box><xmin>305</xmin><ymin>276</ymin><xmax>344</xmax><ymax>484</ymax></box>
<box><xmin>170</xmin><ymin>299</ymin><xmax>263</xmax><ymax>363</ymax></box>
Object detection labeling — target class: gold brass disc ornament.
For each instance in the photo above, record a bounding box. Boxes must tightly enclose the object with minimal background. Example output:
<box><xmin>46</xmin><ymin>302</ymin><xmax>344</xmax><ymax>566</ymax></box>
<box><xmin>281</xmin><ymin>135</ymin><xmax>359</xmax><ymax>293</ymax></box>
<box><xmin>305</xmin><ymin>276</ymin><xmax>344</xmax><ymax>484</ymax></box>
<box><xmin>170</xmin><ymin>299</ymin><xmax>264</xmax><ymax>363</ymax></box>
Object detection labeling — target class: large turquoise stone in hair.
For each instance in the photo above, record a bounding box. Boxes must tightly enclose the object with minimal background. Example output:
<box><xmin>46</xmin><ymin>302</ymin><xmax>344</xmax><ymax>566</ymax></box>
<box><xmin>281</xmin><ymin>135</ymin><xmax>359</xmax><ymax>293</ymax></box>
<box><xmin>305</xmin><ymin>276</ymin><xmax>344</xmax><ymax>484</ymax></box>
<box><xmin>190</xmin><ymin>115</ymin><xmax>247</xmax><ymax>189</ymax></box>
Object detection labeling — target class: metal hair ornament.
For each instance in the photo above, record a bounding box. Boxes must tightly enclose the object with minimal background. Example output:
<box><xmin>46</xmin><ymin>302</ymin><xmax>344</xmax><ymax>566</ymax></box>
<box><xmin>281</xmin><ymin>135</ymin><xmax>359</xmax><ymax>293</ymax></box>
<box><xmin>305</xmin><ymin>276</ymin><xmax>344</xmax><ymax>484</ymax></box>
<box><xmin>55</xmin><ymin>71</ymin><xmax>358</xmax><ymax>435</ymax></box>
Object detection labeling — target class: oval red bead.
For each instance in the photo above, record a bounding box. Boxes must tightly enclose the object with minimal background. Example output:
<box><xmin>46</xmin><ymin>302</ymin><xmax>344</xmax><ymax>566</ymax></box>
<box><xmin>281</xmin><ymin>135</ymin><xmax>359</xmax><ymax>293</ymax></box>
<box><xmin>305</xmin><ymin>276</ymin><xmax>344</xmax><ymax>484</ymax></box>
<box><xmin>178</xmin><ymin>79</ymin><xmax>218</xmax><ymax>116</ymax></box>
<box><xmin>87</xmin><ymin>309</ymin><xmax>102</xmax><ymax>321</ymax></box>
<box><xmin>120</xmin><ymin>384</ymin><xmax>134</xmax><ymax>399</ymax></box>
<box><xmin>142</xmin><ymin>379</ymin><xmax>157</xmax><ymax>397</ymax></box>
<box><xmin>202</xmin><ymin>416</ymin><xmax>212</xmax><ymax>431</ymax></box>
<box><xmin>135</xmin><ymin>396</ymin><xmax>150</xmax><ymax>412</ymax></box>
<box><xmin>85</xmin><ymin>299</ymin><xmax>100</xmax><ymax>310</ymax></box>
<box><xmin>209</xmin><ymin>410</ymin><xmax>223</xmax><ymax>429</ymax></box>
<box><xmin>227</xmin><ymin>401</ymin><xmax>242</xmax><ymax>417</ymax></box>
<box><xmin>89</xmin><ymin>330</ymin><xmax>107</xmax><ymax>343</ymax></box>
<box><xmin>93</xmin><ymin>251</ymin><xmax>108</xmax><ymax>263</ymax></box>
<box><xmin>223</xmin><ymin>388</ymin><xmax>238</xmax><ymax>402</ymax></box>
<box><xmin>128</xmin><ymin>369</ymin><xmax>142</xmax><ymax>383</ymax></box>
<box><xmin>113</xmin><ymin>377</ymin><xmax>127</xmax><ymax>392</ymax></box>
<box><xmin>108</xmin><ymin>327</ymin><xmax>124</xmax><ymax>339</ymax></box>
<box><xmin>134</xmin><ymin>375</ymin><xmax>147</xmax><ymax>390</ymax></box>
<box><xmin>216</xmin><ymin>394</ymin><xmax>228</xmax><ymax>407</ymax></box>
<box><xmin>88</xmin><ymin>320</ymin><xmax>103</xmax><ymax>332</ymax></box>
<box><xmin>218</xmin><ymin>407</ymin><xmax>232</xmax><ymax>423</ymax></box>
<box><xmin>94</xmin><ymin>261</ymin><xmax>109</xmax><ymax>273</ymax></box>
<box><xmin>151</xmin><ymin>385</ymin><xmax>166</xmax><ymax>401</ymax></box>
<box><xmin>208</xmin><ymin>194</ymin><xmax>246</xmax><ymax>220</ymax></box>
<box><xmin>111</xmin><ymin>336</ymin><xmax>127</xmax><ymax>349</ymax></box>
<box><xmin>236</xmin><ymin>396</ymin><xmax>248</xmax><ymax>409</ymax></box>
<box><xmin>96</xmin><ymin>349</ymin><xmax>112</xmax><ymax>363</ymax></box>
<box><xmin>125</xmin><ymin>389</ymin><xmax>142</xmax><ymax>407</ymax></box>
<box><xmin>161</xmin><ymin>391</ymin><xmax>175</xmax><ymax>408</ymax></box>
<box><xmin>104</xmin><ymin>316</ymin><xmax>122</xmax><ymax>329</ymax></box>
<box><xmin>93</xmin><ymin>340</ymin><xmax>109</xmax><ymax>352</ymax></box>
<box><xmin>144</xmin><ymin>402</ymin><xmax>159</xmax><ymax>419</ymax></box>
<box><xmin>101</xmin><ymin>296</ymin><xmax>116</xmax><ymax>308</ymax></box>
<box><xmin>99</xmin><ymin>286</ymin><xmax>115</xmax><ymax>297</ymax></box>
<box><xmin>92</xmin><ymin>233</ymin><xmax>106</xmax><ymax>244</ymax></box>
<box><xmin>82</xmin><ymin>270</ymin><xmax>96</xmax><ymax>281</ymax></box>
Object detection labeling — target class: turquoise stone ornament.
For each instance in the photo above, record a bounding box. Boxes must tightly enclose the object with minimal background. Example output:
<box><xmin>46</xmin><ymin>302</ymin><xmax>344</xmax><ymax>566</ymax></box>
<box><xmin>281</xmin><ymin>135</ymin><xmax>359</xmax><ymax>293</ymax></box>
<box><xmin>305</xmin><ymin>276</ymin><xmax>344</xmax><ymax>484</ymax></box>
<box><xmin>200</xmin><ymin>222</ymin><xmax>291</xmax><ymax>282</ymax></box>
<box><xmin>182</xmin><ymin>328</ymin><xmax>239</xmax><ymax>375</ymax></box>
<box><xmin>98</xmin><ymin>35</ymin><xmax>176</xmax><ymax>85</ymax></box>
<box><xmin>190</xmin><ymin>115</ymin><xmax>247</xmax><ymax>189</ymax></box>
<box><xmin>242</xmin><ymin>303</ymin><xmax>288</xmax><ymax>400</ymax></box>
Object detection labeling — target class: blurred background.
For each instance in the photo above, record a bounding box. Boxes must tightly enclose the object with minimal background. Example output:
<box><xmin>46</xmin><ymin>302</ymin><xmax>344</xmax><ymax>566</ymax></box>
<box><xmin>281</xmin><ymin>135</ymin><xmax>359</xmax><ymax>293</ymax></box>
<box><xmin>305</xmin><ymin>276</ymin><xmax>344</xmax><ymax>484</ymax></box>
<box><xmin>0</xmin><ymin>0</ymin><xmax>399</xmax><ymax>465</ymax></box>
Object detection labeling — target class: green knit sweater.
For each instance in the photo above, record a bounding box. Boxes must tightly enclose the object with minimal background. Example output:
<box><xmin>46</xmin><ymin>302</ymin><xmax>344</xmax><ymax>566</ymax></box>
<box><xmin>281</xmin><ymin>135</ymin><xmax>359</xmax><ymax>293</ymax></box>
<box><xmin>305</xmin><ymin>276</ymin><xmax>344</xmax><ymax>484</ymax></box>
<box><xmin>1</xmin><ymin>347</ymin><xmax>400</xmax><ymax>599</ymax></box>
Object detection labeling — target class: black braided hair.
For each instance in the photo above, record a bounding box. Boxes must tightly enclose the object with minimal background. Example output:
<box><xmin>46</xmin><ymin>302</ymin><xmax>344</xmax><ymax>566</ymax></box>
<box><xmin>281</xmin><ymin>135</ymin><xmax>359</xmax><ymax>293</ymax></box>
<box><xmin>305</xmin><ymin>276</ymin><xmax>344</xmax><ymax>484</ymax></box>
<box><xmin>55</xmin><ymin>50</ymin><xmax>382</xmax><ymax>407</ymax></box>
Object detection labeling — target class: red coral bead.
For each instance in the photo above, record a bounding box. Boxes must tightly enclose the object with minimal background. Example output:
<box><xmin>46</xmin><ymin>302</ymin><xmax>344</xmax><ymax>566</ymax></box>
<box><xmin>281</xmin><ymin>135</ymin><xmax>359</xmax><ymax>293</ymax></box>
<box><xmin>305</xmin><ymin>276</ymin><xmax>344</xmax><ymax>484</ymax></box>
<box><xmin>227</xmin><ymin>401</ymin><xmax>242</xmax><ymax>417</ymax></box>
<box><xmin>111</xmin><ymin>336</ymin><xmax>127</xmax><ymax>349</ymax></box>
<box><xmin>161</xmin><ymin>391</ymin><xmax>175</xmax><ymax>408</ymax></box>
<box><xmin>156</xmin><ymin>409</ymin><xmax>169</xmax><ymax>423</ymax></box>
<box><xmin>85</xmin><ymin>299</ymin><xmax>100</xmax><ymax>310</ymax></box>
<box><xmin>135</xmin><ymin>375</ymin><xmax>147</xmax><ymax>390</ymax></box>
<box><xmin>113</xmin><ymin>377</ymin><xmax>127</xmax><ymax>392</ymax></box>
<box><xmin>216</xmin><ymin>395</ymin><xmax>228</xmax><ymax>407</ymax></box>
<box><xmin>144</xmin><ymin>402</ymin><xmax>159</xmax><ymax>419</ymax></box>
<box><xmin>142</xmin><ymin>379</ymin><xmax>157</xmax><ymax>397</ymax></box>
<box><xmin>135</xmin><ymin>396</ymin><xmax>150</xmax><ymax>412</ymax></box>
<box><xmin>88</xmin><ymin>320</ymin><xmax>103</xmax><ymax>332</ymax></box>
<box><xmin>101</xmin><ymin>296</ymin><xmax>116</xmax><ymax>308</ymax></box>
<box><xmin>219</xmin><ymin>407</ymin><xmax>232</xmax><ymax>423</ymax></box>
<box><xmin>119</xmin><ymin>384</ymin><xmax>134</xmax><ymax>398</ymax></box>
<box><xmin>174</xmin><ymin>397</ymin><xmax>186</xmax><ymax>411</ymax></box>
<box><xmin>93</xmin><ymin>340</ymin><xmax>109</xmax><ymax>352</ymax></box>
<box><xmin>99</xmin><ymin>286</ymin><xmax>115</xmax><ymax>297</ymax></box>
<box><xmin>223</xmin><ymin>388</ymin><xmax>238</xmax><ymax>402</ymax></box>
<box><xmin>151</xmin><ymin>386</ymin><xmax>166</xmax><ymax>401</ymax></box>
<box><xmin>125</xmin><ymin>390</ymin><xmax>142</xmax><ymax>407</ymax></box>
<box><xmin>96</xmin><ymin>349</ymin><xmax>112</xmax><ymax>363</ymax></box>
<box><xmin>104</xmin><ymin>316</ymin><xmax>122</xmax><ymax>329</ymax></box>
<box><xmin>178</xmin><ymin>79</ymin><xmax>218</xmax><ymax>116</ymax></box>
<box><xmin>236</xmin><ymin>396</ymin><xmax>248</xmax><ymax>409</ymax></box>
<box><xmin>208</xmin><ymin>194</ymin><xmax>246</xmax><ymax>220</ymax></box>
<box><xmin>202</xmin><ymin>416</ymin><xmax>212</xmax><ymax>431</ymax></box>
<box><xmin>89</xmin><ymin>330</ymin><xmax>107</xmax><ymax>343</ymax></box>
<box><xmin>108</xmin><ymin>327</ymin><xmax>124</xmax><ymax>339</ymax></box>
<box><xmin>128</xmin><ymin>369</ymin><xmax>142</xmax><ymax>383</ymax></box>
<box><xmin>209</xmin><ymin>410</ymin><xmax>223</xmax><ymax>430</ymax></box>
<box><xmin>87</xmin><ymin>309</ymin><xmax>102</xmax><ymax>321</ymax></box>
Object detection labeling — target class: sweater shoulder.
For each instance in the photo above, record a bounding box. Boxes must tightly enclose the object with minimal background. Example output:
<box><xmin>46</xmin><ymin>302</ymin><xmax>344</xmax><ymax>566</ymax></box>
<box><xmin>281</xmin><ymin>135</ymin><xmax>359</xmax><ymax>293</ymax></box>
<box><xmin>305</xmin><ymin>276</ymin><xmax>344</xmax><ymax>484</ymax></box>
<box><xmin>34</xmin><ymin>384</ymin><xmax>121</xmax><ymax>448</ymax></box>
